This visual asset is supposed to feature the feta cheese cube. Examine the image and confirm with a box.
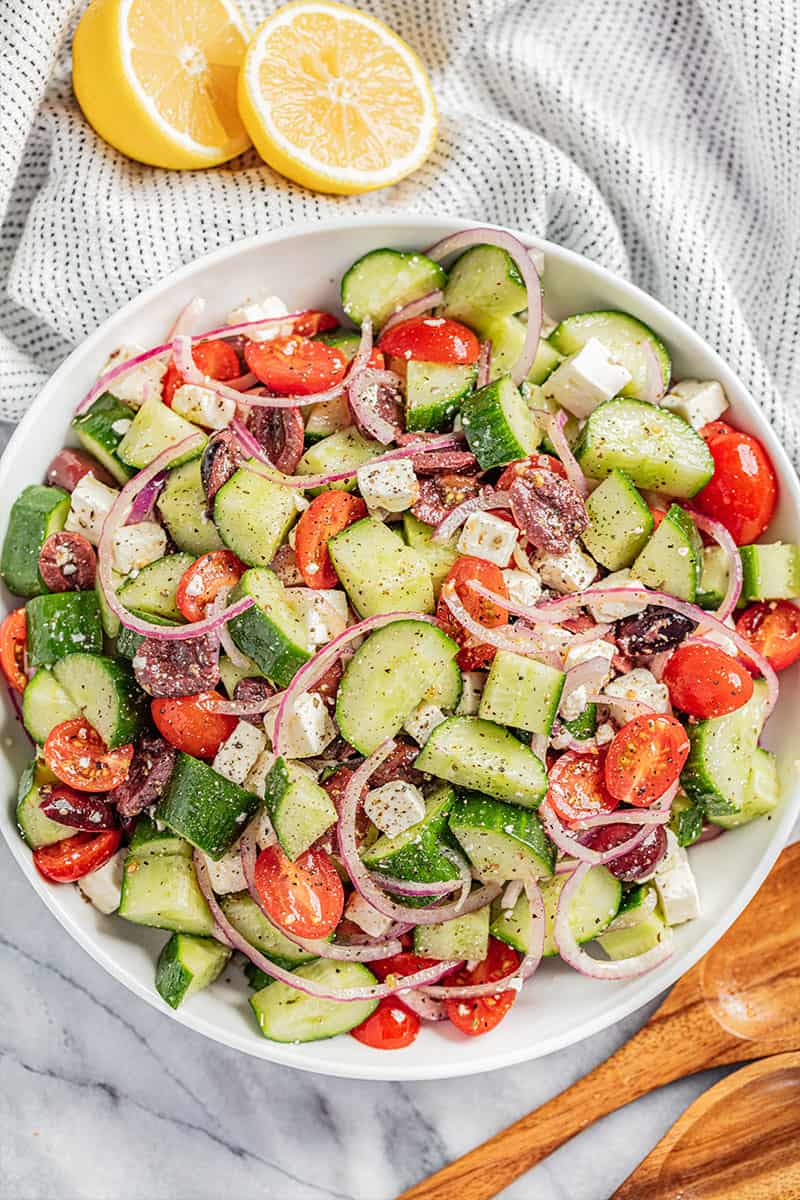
[356,458,419,513]
[226,294,292,341]
[595,721,615,745]
[563,639,617,695]
[404,702,446,746]
[654,831,701,923]
[364,779,426,838]
[662,379,728,430]
[77,848,126,914]
[171,383,235,430]
[200,846,246,895]
[542,337,632,419]
[287,588,348,648]
[344,891,394,938]
[244,750,275,801]
[457,511,518,567]
[65,474,119,545]
[585,570,648,622]
[534,543,597,593]
[263,691,336,758]
[502,567,542,607]
[213,720,268,786]
[560,682,589,722]
[456,671,485,715]
[111,521,167,575]
[699,615,739,658]
[102,343,167,407]
[602,668,671,725]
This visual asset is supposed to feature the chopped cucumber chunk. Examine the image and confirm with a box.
[632,504,701,602]
[415,716,547,807]
[460,375,541,469]
[341,249,446,329]
[250,960,378,1043]
[449,792,554,882]
[328,517,434,618]
[549,310,671,399]
[582,469,653,571]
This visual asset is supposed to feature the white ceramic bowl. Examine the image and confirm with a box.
[2,216,798,1081]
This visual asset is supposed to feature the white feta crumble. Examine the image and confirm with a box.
[560,682,589,722]
[344,891,394,938]
[213,720,268,786]
[455,671,486,715]
[542,337,632,419]
[661,379,728,430]
[65,475,119,544]
[226,294,292,341]
[533,543,597,593]
[171,383,235,430]
[77,849,126,914]
[502,567,542,608]
[563,638,617,687]
[653,831,701,924]
[585,570,648,622]
[102,343,167,407]
[595,721,615,745]
[200,845,246,895]
[286,588,348,649]
[457,510,518,567]
[404,701,446,746]
[602,668,671,725]
[263,691,336,758]
[111,521,167,575]
[356,458,419,513]
[364,780,426,838]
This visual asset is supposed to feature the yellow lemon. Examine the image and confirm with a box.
[72,0,252,169]
[238,0,438,195]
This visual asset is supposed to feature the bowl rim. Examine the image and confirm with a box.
[2,213,798,1082]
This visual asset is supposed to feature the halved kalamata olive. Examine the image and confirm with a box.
[367,738,425,788]
[583,822,668,881]
[201,429,239,511]
[233,677,276,726]
[269,544,304,587]
[40,784,119,830]
[614,606,697,657]
[248,406,305,475]
[108,733,176,817]
[411,473,480,526]
[39,531,97,592]
[411,450,478,474]
[509,472,588,553]
[46,448,115,491]
[308,659,343,713]
[132,635,220,698]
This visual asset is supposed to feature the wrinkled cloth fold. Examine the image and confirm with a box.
[1,0,797,465]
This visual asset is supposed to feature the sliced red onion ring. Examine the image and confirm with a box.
[167,297,207,340]
[272,612,438,757]
[380,289,445,336]
[584,691,656,721]
[554,862,674,979]
[685,508,743,621]
[125,471,166,524]
[539,781,678,867]
[560,656,613,716]
[368,873,462,898]
[422,879,545,999]
[501,880,523,910]
[530,732,547,761]
[537,410,589,498]
[347,364,401,445]
[195,850,460,1001]
[97,436,256,641]
[441,845,472,911]
[204,691,284,717]
[433,490,512,543]
[568,622,613,646]
[397,990,448,1022]
[225,372,260,393]
[337,740,501,925]
[426,228,542,384]
[216,600,251,669]
[441,584,546,658]
[639,343,667,405]
[476,341,491,389]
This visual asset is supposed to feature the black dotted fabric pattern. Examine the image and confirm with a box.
[0,0,797,465]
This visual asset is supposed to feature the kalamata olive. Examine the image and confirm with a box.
[40,784,119,830]
[200,429,239,511]
[583,822,668,881]
[308,659,343,713]
[132,635,220,698]
[411,473,480,526]
[614,605,697,657]
[46,448,115,491]
[411,450,478,474]
[509,472,588,553]
[367,739,425,788]
[269,544,304,587]
[233,677,276,726]
[108,733,176,817]
[38,531,97,592]
[248,406,305,475]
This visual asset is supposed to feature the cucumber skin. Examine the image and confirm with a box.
[341,249,447,329]
[405,361,476,433]
[739,543,800,602]
[118,553,195,622]
[220,892,318,969]
[361,785,460,885]
[71,393,136,485]
[53,653,147,750]
[548,310,671,396]
[156,752,261,860]
[448,791,555,882]
[681,682,769,818]
[582,469,653,571]
[460,375,540,469]
[0,484,70,597]
[228,568,310,689]
[15,759,73,848]
[250,960,379,1043]
[158,460,224,556]
[25,591,103,668]
[129,814,192,858]
[632,504,700,603]
[155,933,230,1009]
[264,757,337,861]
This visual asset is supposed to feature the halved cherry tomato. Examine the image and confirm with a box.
[436,556,509,670]
[350,997,421,1049]
[253,843,344,939]
[369,952,439,982]
[175,550,246,622]
[379,316,480,365]
[736,601,800,672]
[604,714,690,806]
[497,453,567,489]
[162,339,241,406]
[663,643,753,717]
[294,492,367,589]
[244,335,347,396]
[151,691,236,760]
[44,719,134,792]
[546,749,618,828]
[445,939,520,1037]
[0,608,27,693]
[33,829,122,883]
[701,419,735,443]
[695,427,778,544]
[649,506,666,531]
[293,310,339,337]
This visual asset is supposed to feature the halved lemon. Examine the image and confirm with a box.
[238,0,438,195]
[72,0,252,169]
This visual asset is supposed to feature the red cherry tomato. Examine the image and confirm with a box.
[695,428,778,544]
[496,453,567,490]
[294,492,367,589]
[244,335,347,396]
[736,601,800,672]
[0,608,27,693]
[293,310,339,337]
[663,643,754,717]
[436,556,509,670]
[369,952,439,982]
[44,719,134,792]
[162,339,241,406]
[33,829,122,883]
[701,420,735,442]
[175,550,246,622]
[546,750,618,828]
[253,843,344,939]
[151,691,236,760]
[379,316,481,365]
[604,714,690,806]
[649,506,666,531]
[350,997,421,1049]
[445,939,521,1037]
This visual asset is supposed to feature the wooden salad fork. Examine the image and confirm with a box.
[397,841,800,1200]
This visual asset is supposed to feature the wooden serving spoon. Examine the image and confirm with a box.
[611,1051,800,1199]
[398,840,800,1200]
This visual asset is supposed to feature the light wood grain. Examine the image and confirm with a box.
[397,842,800,1200]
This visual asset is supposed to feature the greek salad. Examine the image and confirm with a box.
[2,228,797,1051]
